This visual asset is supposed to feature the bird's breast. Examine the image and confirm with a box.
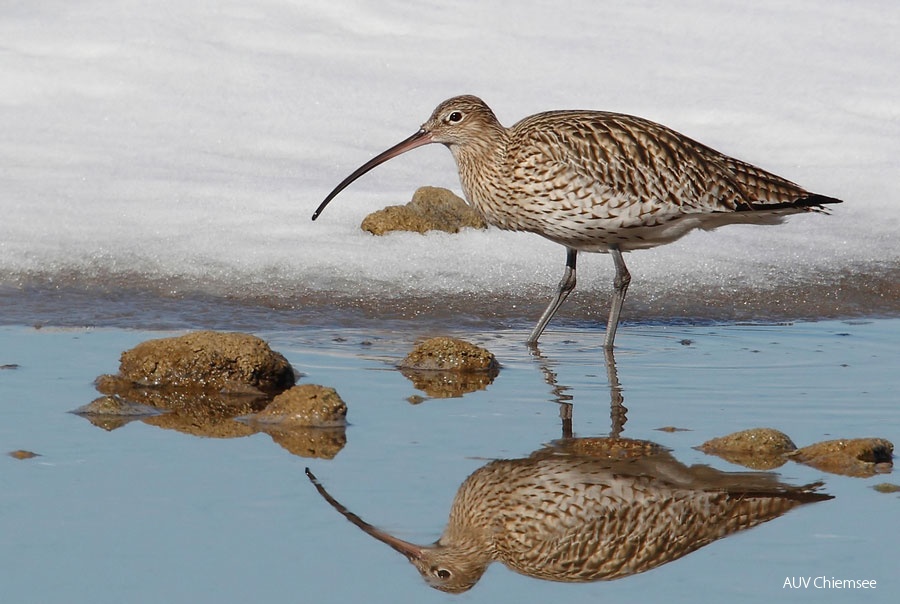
[462,176,691,252]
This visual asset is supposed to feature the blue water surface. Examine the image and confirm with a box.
[1,320,897,603]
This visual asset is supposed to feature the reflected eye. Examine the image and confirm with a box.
[436,568,451,580]
[447,111,463,124]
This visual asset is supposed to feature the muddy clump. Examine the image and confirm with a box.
[112,330,295,393]
[8,450,40,460]
[83,331,296,437]
[361,186,487,235]
[698,428,797,470]
[400,336,498,372]
[788,438,894,477]
[242,385,348,459]
[399,336,499,398]
[698,428,894,477]
[872,483,900,494]
[78,332,351,457]
[247,384,347,428]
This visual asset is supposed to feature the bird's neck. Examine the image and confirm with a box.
[449,126,509,209]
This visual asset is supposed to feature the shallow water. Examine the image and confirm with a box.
[2,319,897,603]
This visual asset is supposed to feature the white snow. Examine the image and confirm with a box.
[1,0,898,312]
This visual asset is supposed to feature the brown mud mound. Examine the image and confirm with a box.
[115,330,295,393]
[698,428,797,470]
[361,186,487,235]
[698,429,894,476]
[788,438,894,477]
[241,385,348,459]
[247,384,347,428]
[399,336,499,398]
[82,331,296,437]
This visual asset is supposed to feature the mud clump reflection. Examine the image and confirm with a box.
[399,336,499,398]
[253,425,347,460]
[72,394,163,431]
[88,379,268,438]
[306,437,831,593]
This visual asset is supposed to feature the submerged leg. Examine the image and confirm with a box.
[527,247,577,345]
[603,245,631,349]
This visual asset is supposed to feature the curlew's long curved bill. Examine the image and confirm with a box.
[305,468,425,561]
[312,129,434,221]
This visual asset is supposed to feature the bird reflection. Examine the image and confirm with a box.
[306,437,831,593]
[529,342,627,438]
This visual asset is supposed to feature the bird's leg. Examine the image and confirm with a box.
[603,246,631,349]
[527,247,577,345]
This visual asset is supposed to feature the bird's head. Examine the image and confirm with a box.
[420,95,500,147]
[311,95,500,220]
[304,468,489,593]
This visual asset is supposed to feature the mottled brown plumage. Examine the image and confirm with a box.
[306,438,831,593]
[313,95,842,347]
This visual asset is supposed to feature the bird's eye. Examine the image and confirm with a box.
[447,111,463,124]
[435,568,451,580]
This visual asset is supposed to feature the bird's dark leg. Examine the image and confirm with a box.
[527,247,577,345]
[603,245,631,349]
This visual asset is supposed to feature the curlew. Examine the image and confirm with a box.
[305,438,831,593]
[313,95,842,347]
